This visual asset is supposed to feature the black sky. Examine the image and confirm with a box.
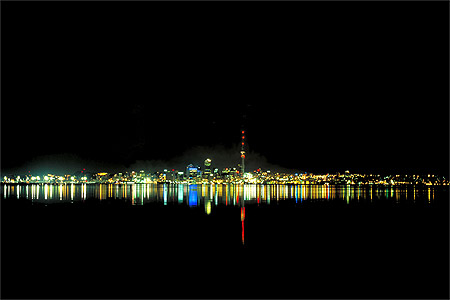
[1,2,449,176]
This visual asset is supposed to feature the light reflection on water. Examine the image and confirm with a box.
[0,183,439,205]
[2,183,444,246]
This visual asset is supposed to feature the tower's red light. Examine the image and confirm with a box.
[242,131,245,134]
[242,221,244,245]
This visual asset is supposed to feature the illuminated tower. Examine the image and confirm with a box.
[204,158,212,177]
[240,130,245,176]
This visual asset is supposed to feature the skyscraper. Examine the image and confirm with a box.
[204,158,212,177]
[186,164,199,179]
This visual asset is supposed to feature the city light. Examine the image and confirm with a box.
[1,168,447,186]
[1,133,447,186]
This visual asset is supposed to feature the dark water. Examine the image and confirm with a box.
[1,183,442,205]
[2,184,448,299]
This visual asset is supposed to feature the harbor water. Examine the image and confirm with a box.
[2,183,448,298]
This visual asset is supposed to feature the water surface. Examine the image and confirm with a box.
[1,183,440,206]
[2,183,448,299]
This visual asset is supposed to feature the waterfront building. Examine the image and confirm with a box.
[186,164,199,179]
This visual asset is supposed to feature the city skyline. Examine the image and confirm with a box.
[3,158,447,186]
[2,4,449,177]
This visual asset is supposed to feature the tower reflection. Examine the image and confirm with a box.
[2,183,441,245]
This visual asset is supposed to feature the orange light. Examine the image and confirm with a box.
[242,131,245,134]
[242,136,245,139]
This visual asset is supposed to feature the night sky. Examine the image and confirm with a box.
[2,2,449,176]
